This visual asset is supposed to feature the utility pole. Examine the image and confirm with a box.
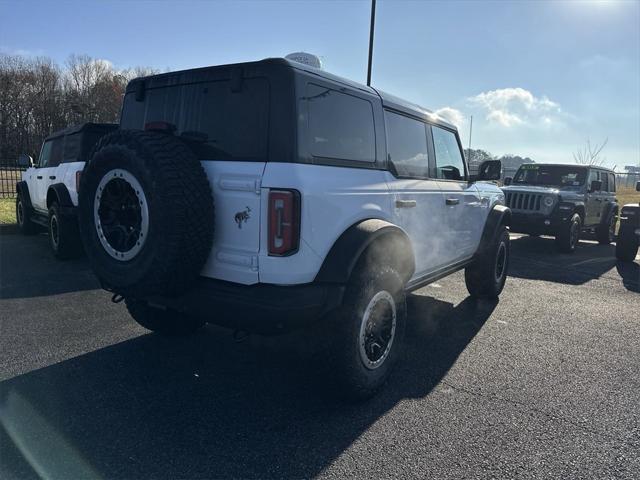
[367,0,376,86]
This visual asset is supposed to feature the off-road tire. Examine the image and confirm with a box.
[556,213,582,253]
[465,226,509,299]
[48,202,82,259]
[325,259,407,401]
[596,210,616,245]
[125,298,206,336]
[616,226,638,262]
[16,193,38,234]
[78,130,214,298]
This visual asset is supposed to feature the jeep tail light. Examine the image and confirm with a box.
[268,189,300,256]
[76,171,82,192]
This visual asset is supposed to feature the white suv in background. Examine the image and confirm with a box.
[16,123,117,258]
[77,59,510,399]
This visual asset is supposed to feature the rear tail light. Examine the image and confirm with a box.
[76,171,82,192]
[268,189,300,256]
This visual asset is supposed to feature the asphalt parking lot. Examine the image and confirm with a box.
[1,231,639,479]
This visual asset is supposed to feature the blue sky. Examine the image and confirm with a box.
[1,0,638,167]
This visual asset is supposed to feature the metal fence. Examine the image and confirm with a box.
[616,173,640,189]
[0,160,26,198]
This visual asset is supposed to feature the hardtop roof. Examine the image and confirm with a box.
[127,57,457,131]
[520,163,614,173]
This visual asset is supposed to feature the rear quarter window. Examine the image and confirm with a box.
[306,84,375,163]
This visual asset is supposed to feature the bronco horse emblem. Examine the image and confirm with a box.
[234,206,251,229]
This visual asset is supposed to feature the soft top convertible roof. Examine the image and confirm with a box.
[45,123,118,141]
[126,58,457,132]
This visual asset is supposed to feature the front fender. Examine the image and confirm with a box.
[16,181,34,210]
[476,205,511,256]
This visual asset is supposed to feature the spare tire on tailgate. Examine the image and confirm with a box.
[78,130,214,298]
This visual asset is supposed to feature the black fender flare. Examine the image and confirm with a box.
[572,202,586,219]
[47,183,76,216]
[601,201,618,224]
[476,204,511,256]
[16,181,34,210]
[315,219,415,284]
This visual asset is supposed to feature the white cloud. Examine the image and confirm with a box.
[469,87,562,128]
[433,107,465,129]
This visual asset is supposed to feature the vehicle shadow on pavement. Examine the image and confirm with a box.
[0,295,496,479]
[508,235,618,286]
[0,233,95,299]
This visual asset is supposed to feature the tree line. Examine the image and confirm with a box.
[0,53,156,162]
[465,148,535,173]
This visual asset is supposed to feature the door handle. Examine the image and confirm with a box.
[36,176,43,179]
[395,200,417,209]
[445,198,460,206]
[49,176,56,180]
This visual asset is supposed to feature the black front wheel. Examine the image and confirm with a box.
[596,211,616,245]
[556,214,582,253]
[16,193,38,234]
[465,226,510,299]
[48,202,82,260]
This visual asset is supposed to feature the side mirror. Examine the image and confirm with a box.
[589,179,602,193]
[17,154,33,168]
[474,160,502,182]
[636,181,640,192]
[504,177,513,186]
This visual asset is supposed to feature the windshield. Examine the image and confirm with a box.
[513,165,587,188]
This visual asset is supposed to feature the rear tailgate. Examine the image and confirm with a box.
[200,161,266,285]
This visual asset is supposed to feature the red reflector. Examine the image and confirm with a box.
[268,190,300,256]
[144,121,176,132]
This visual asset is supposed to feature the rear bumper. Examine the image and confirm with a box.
[146,278,345,334]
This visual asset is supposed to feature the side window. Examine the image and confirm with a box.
[599,171,609,192]
[307,83,375,162]
[64,133,81,162]
[588,169,599,190]
[432,126,466,181]
[48,137,64,168]
[609,173,616,192]
[384,111,429,178]
[38,141,53,168]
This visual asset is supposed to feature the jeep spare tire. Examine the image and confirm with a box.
[78,130,214,298]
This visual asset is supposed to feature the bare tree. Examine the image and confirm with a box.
[573,138,608,166]
[0,52,156,160]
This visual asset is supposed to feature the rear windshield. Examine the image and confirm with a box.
[513,164,587,188]
[120,78,269,161]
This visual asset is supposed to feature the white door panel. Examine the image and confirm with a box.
[436,181,483,260]
[385,173,450,276]
[199,161,266,285]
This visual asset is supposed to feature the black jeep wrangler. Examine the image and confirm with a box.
[502,164,618,253]
[616,181,640,262]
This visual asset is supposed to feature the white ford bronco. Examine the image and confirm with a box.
[16,123,117,258]
[77,58,510,398]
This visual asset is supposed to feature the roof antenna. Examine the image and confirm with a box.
[367,0,376,86]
